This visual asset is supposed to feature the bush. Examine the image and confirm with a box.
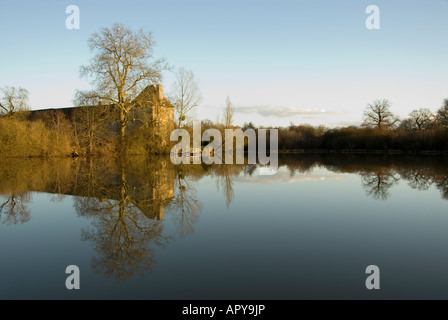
[0,118,73,157]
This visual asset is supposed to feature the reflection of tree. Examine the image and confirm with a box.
[167,170,202,237]
[284,155,318,177]
[396,164,448,200]
[80,200,167,282]
[279,154,448,202]
[433,175,448,200]
[215,165,237,208]
[360,169,400,200]
[75,162,171,282]
[399,168,433,191]
[243,164,257,176]
[0,192,31,225]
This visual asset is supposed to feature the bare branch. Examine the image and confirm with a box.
[0,86,30,117]
[169,67,202,128]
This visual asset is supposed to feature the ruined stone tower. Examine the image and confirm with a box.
[133,84,174,146]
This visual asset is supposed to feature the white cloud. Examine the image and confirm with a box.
[326,120,362,128]
[236,170,347,184]
[235,105,346,118]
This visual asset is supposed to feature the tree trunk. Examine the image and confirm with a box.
[120,110,126,154]
[88,134,93,155]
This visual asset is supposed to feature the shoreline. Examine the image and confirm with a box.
[277,149,448,155]
[1,149,448,159]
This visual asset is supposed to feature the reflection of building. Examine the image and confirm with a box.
[20,158,175,221]
[128,159,175,220]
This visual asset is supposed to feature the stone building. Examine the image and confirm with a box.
[130,84,174,146]
[30,84,174,148]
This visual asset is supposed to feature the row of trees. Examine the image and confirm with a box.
[362,98,448,131]
[238,98,448,152]
[2,89,447,156]
[177,98,448,152]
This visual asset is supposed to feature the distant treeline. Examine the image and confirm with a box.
[197,98,448,153]
[242,98,448,153]
[1,97,448,157]
[275,124,448,152]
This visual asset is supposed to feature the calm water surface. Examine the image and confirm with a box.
[1,154,448,299]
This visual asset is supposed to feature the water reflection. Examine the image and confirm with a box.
[166,166,202,237]
[214,165,241,208]
[278,154,448,201]
[74,158,173,281]
[360,169,400,200]
[1,154,448,282]
[1,155,448,220]
[0,191,30,225]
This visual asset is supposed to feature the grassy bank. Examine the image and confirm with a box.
[0,118,73,157]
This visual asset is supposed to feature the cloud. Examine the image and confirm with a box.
[326,120,362,128]
[235,169,347,184]
[234,105,346,118]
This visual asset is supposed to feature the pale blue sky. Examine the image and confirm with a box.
[0,0,447,127]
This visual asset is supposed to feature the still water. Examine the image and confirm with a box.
[0,154,448,299]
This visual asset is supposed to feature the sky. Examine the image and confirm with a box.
[0,0,447,127]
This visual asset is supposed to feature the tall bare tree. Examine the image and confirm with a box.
[169,67,202,127]
[436,98,448,128]
[73,91,112,155]
[223,96,235,128]
[362,99,399,129]
[0,86,30,117]
[79,23,168,152]
[408,108,434,131]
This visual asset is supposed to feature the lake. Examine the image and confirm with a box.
[1,154,448,299]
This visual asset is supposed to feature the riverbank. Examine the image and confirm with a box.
[278,149,448,155]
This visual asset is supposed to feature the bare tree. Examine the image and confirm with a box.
[75,160,171,281]
[362,99,399,129]
[0,192,31,225]
[399,118,414,132]
[73,91,112,155]
[436,98,448,128]
[79,23,168,152]
[169,67,202,128]
[0,86,30,117]
[44,109,75,152]
[42,109,71,135]
[407,108,434,131]
[223,96,235,128]
[399,167,433,191]
[360,168,400,200]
